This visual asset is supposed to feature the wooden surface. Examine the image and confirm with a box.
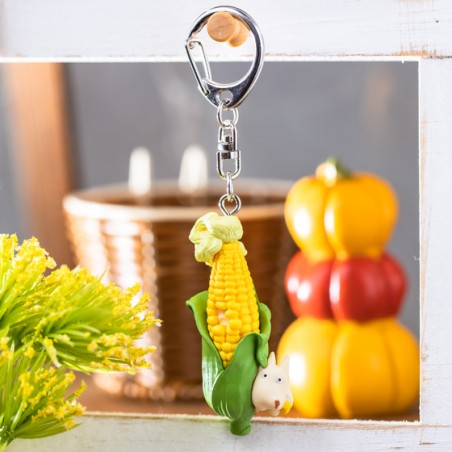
[4,63,74,265]
[78,376,213,416]
[419,58,452,425]
[206,12,250,47]
[77,375,418,421]
[0,0,451,61]
[9,415,448,452]
[6,374,419,451]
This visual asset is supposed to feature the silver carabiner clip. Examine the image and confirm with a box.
[185,6,265,110]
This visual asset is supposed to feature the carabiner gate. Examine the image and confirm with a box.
[185,6,265,110]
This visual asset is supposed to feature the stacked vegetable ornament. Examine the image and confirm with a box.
[277,158,419,419]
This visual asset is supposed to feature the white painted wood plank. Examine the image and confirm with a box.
[0,0,451,61]
[419,59,452,425]
[6,415,452,451]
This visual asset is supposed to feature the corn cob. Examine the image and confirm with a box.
[189,212,260,367]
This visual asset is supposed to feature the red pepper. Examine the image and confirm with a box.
[285,252,406,322]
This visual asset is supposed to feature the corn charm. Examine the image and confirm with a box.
[189,212,260,367]
[187,211,292,434]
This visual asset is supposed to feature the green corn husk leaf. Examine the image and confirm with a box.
[186,291,271,435]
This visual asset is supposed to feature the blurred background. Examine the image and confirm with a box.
[0,62,419,412]
[0,61,418,412]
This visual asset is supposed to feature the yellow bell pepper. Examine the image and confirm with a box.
[277,316,419,418]
[284,158,398,262]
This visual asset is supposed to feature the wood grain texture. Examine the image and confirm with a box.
[0,0,450,60]
[4,63,74,265]
[7,414,452,451]
[419,59,452,425]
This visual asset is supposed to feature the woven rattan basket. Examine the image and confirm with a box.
[63,180,295,401]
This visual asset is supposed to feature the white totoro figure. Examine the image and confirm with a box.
[251,352,293,416]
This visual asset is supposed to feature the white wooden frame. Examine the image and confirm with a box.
[4,0,452,450]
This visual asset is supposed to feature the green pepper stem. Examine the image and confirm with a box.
[326,157,352,179]
[316,157,352,186]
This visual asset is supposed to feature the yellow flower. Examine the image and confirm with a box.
[24,346,35,359]
[63,419,75,430]
[0,234,159,448]
[18,373,34,400]
[87,340,98,352]
[0,338,13,362]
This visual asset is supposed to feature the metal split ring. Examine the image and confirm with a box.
[219,193,242,216]
[217,100,239,128]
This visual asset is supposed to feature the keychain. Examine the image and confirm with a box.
[185,6,293,435]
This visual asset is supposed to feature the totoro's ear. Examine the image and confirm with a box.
[267,351,276,366]
[280,355,290,373]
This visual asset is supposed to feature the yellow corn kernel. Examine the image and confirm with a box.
[207,315,219,326]
[211,324,226,336]
[228,318,242,331]
[225,310,239,319]
[226,334,240,344]
[221,343,233,353]
[237,294,248,303]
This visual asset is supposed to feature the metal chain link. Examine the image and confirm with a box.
[216,99,239,128]
[216,99,242,216]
